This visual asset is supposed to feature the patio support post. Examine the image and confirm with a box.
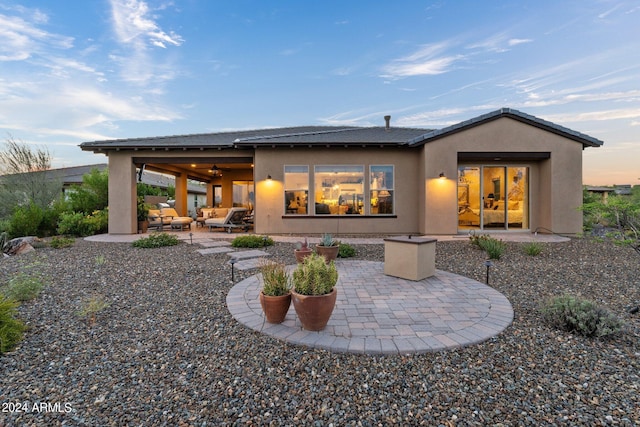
[175,173,188,216]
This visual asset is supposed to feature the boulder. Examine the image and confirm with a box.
[3,236,39,256]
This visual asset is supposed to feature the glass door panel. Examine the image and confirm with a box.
[483,167,506,229]
[457,167,481,230]
[506,167,528,229]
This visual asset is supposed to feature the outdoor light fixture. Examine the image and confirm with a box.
[209,165,220,175]
[230,258,237,282]
[439,172,446,178]
[484,260,493,285]
[267,174,272,180]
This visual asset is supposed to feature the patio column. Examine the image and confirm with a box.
[175,173,188,216]
[108,153,136,234]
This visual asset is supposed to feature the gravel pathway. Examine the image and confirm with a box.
[0,237,638,426]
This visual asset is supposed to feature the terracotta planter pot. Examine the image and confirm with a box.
[137,220,149,234]
[259,292,292,324]
[294,248,313,263]
[315,245,339,263]
[291,288,337,331]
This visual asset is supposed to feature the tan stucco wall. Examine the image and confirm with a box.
[108,152,137,234]
[253,147,421,235]
[421,117,585,235]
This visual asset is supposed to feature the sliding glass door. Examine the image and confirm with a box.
[458,166,528,231]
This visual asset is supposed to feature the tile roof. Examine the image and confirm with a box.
[407,108,604,148]
[79,108,603,151]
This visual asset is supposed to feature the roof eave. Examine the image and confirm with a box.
[408,108,604,148]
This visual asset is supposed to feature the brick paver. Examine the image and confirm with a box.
[227,260,514,355]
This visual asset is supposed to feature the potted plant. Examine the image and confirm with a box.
[315,233,339,263]
[291,252,338,331]
[258,259,292,324]
[294,237,313,263]
[137,197,151,233]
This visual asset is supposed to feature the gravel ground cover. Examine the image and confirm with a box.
[0,237,638,426]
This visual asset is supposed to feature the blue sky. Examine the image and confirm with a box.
[1,0,638,185]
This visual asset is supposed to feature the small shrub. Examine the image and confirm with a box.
[8,203,44,238]
[77,294,110,326]
[0,295,26,354]
[56,209,108,237]
[541,294,623,337]
[132,232,179,248]
[523,241,543,256]
[231,235,274,248]
[2,272,45,302]
[471,234,506,259]
[259,258,291,296]
[338,242,356,258]
[49,236,75,249]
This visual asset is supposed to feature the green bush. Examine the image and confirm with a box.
[0,295,26,354]
[541,294,624,338]
[132,232,179,248]
[7,203,44,238]
[49,236,75,249]
[338,242,356,258]
[57,209,108,237]
[470,234,506,259]
[1,272,45,302]
[292,252,338,296]
[522,241,543,256]
[231,235,274,248]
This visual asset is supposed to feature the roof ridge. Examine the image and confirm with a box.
[232,127,360,142]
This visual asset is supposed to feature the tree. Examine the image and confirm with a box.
[0,136,62,218]
[66,168,109,214]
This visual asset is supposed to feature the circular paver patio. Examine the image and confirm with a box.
[227,260,514,355]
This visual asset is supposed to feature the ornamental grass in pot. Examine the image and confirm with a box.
[258,259,291,324]
[315,233,339,263]
[291,252,338,331]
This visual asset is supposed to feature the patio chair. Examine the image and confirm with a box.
[205,207,249,233]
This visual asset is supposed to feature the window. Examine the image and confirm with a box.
[370,165,394,214]
[284,165,309,215]
[232,181,254,209]
[314,165,364,215]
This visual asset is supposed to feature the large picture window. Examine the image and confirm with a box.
[370,165,394,215]
[284,165,309,215]
[314,165,364,215]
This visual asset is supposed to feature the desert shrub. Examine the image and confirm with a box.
[338,242,356,258]
[76,294,110,326]
[522,241,543,256]
[132,232,179,248]
[471,234,506,259]
[1,272,45,302]
[49,236,75,249]
[541,294,623,338]
[7,203,44,238]
[57,209,108,237]
[0,295,26,354]
[231,235,274,248]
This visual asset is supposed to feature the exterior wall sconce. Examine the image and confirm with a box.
[439,172,446,179]
[267,174,272,180]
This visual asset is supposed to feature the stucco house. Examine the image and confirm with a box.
[80,108,602,236]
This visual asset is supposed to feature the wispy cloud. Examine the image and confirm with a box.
[0,10,73,61]
[110,0,183,48]
[380,41,463,79]
[109,0,184,85]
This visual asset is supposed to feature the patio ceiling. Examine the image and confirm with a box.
[133,156,254,182]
